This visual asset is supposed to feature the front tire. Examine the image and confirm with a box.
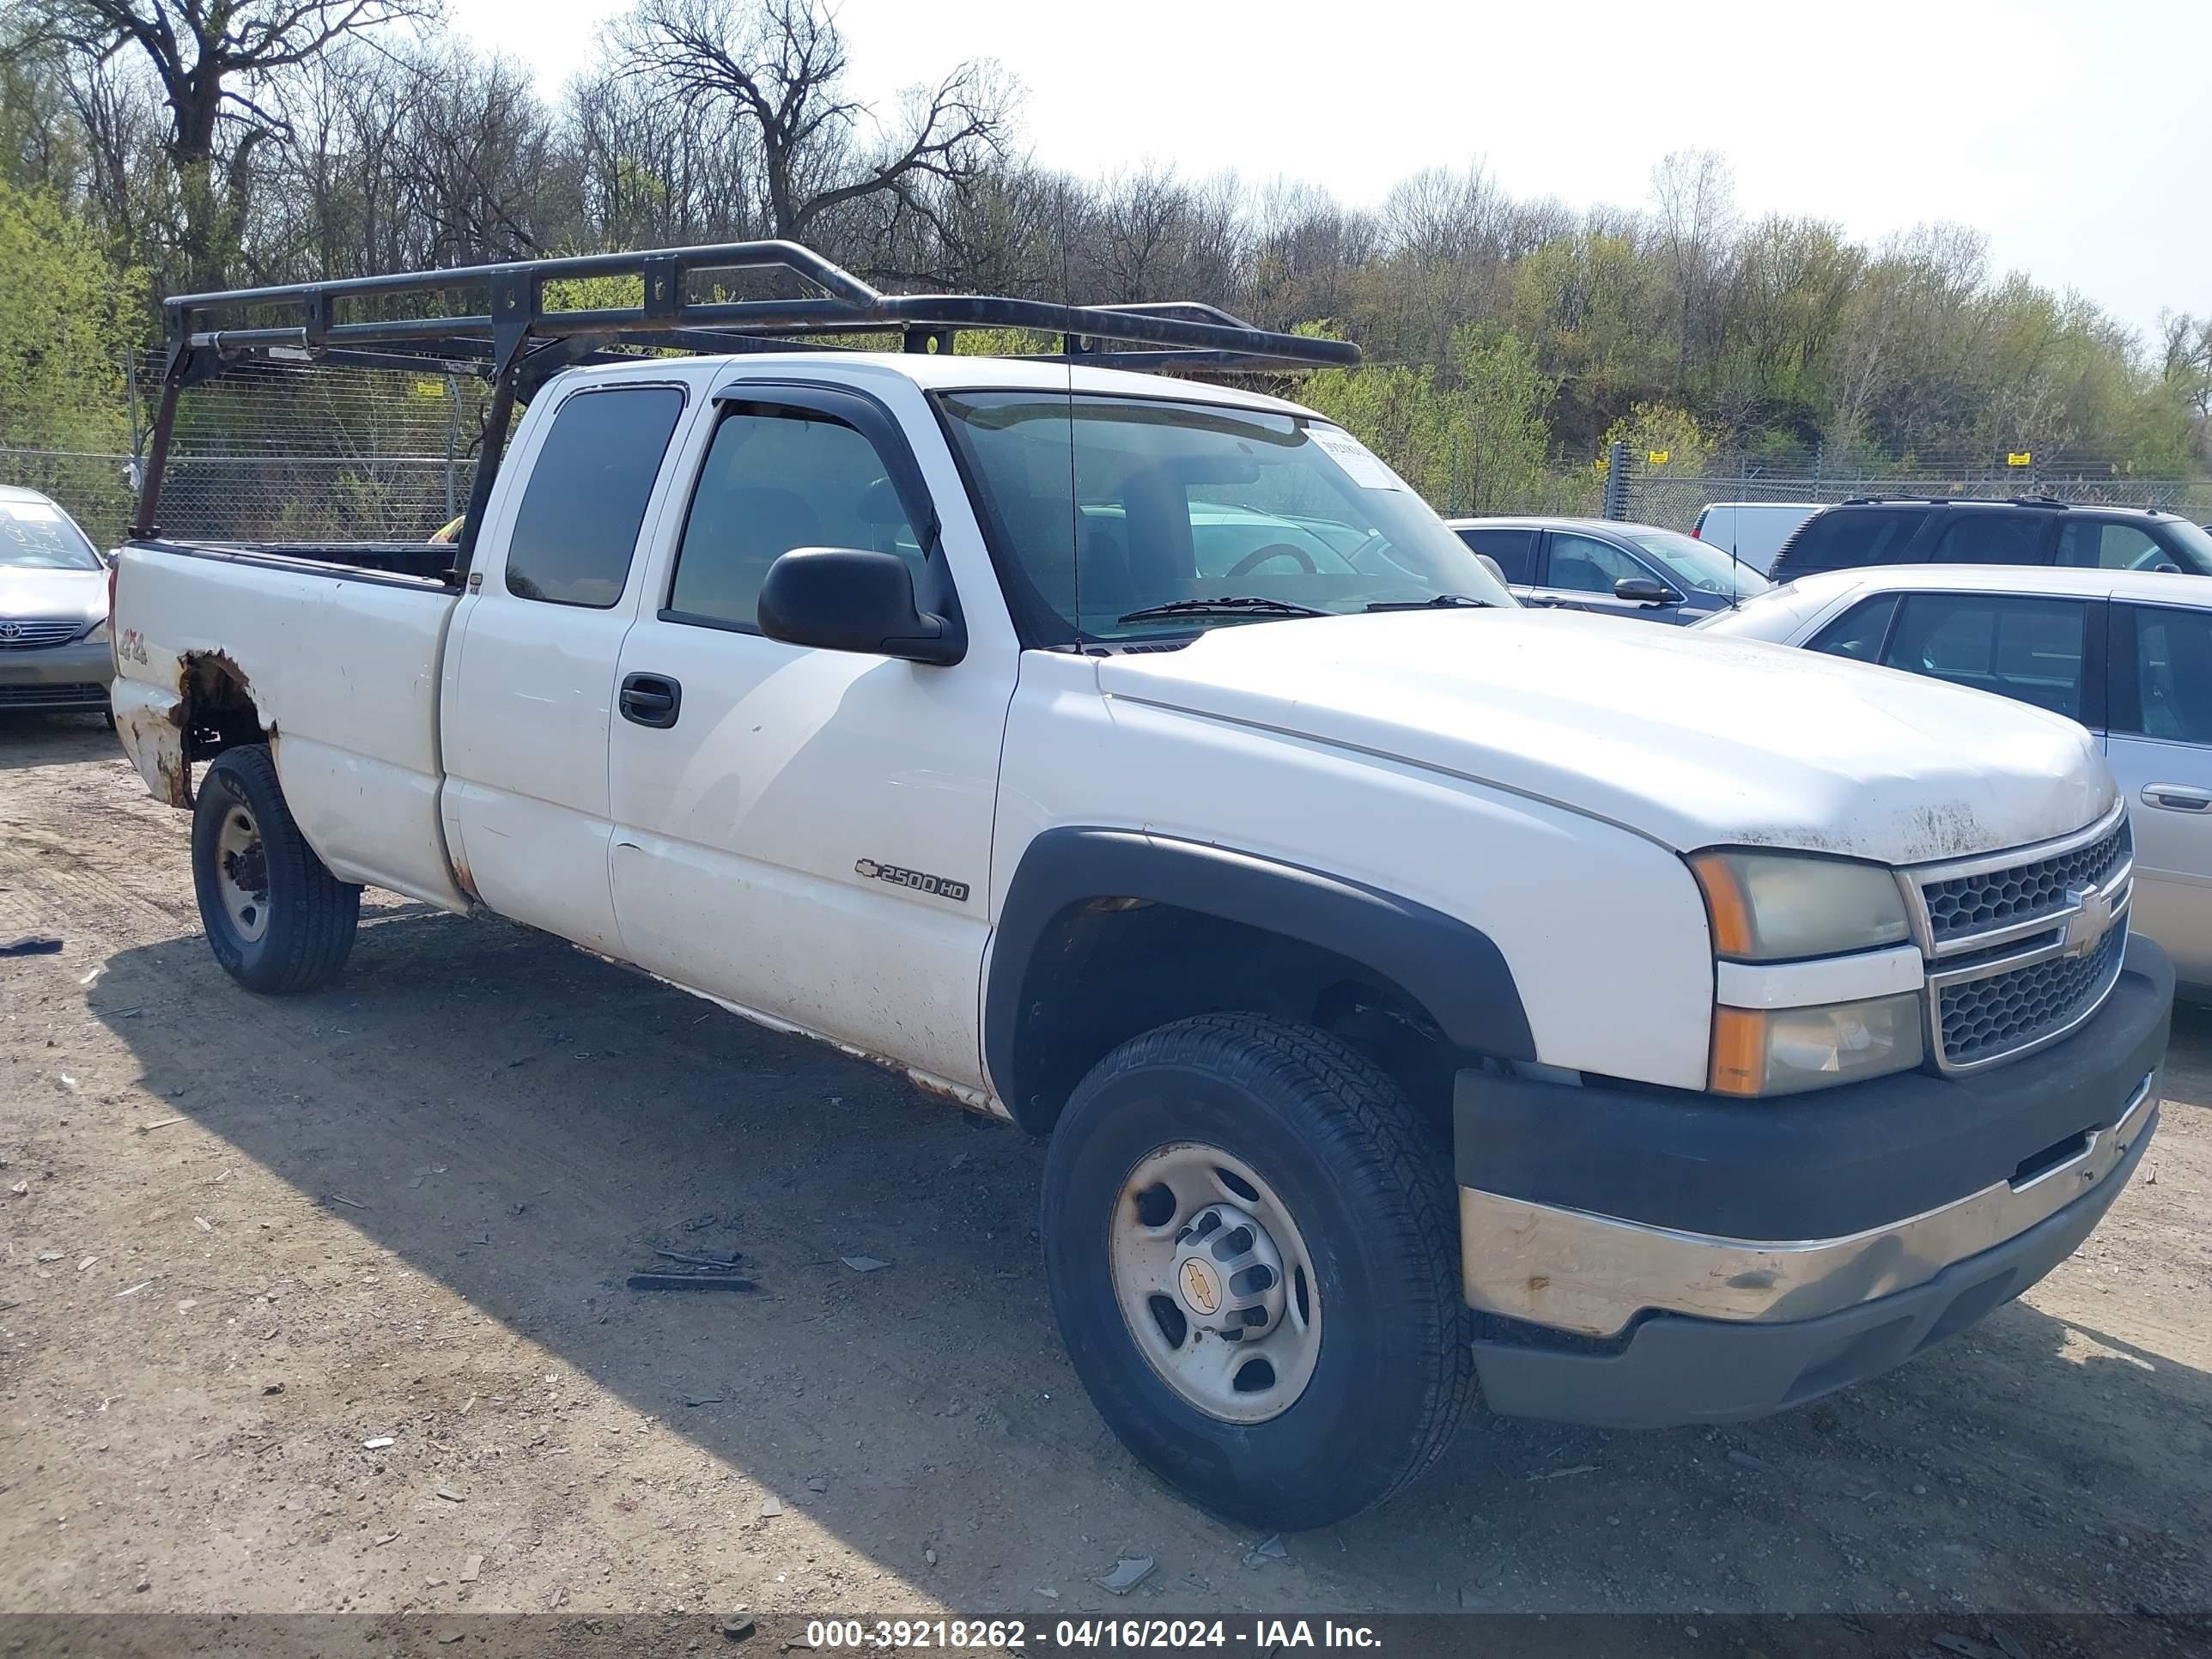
[1041,1014,1475,1530]
[191,744,361,994]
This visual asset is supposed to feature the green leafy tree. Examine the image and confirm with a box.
[0,178,140,449]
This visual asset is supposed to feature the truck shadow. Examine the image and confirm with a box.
[81,908,2212,1613]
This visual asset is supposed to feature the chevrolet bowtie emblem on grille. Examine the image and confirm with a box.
[2061,884,2117,959]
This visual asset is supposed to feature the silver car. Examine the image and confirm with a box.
[0,484,113,717]
[1700,562,2212,998]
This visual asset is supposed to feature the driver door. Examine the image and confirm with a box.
[605,386,1016,1091]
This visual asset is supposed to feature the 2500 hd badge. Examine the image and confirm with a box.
[854,858,971,903]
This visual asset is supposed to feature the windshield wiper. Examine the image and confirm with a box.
[1364,592,1492,611]
[1117,596,1330,625]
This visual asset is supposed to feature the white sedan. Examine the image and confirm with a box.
[1701,564,2212,996]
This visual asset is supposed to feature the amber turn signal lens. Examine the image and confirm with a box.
[1691,853,1757,958]
[1710,1006,1768,1095]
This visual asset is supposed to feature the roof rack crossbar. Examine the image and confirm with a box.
[163,240,1357,371]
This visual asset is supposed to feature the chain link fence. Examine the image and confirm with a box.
[0,351,488,549]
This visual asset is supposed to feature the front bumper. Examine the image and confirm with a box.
[1455,934,2172,1427]
[0,638,112,709]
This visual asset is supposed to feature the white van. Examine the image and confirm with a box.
[1692,501,1823,574]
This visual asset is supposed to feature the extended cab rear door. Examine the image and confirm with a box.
[439,378,695,952]
[604,376,1017,1092]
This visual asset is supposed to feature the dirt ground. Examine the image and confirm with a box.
[3,712,2209,1625]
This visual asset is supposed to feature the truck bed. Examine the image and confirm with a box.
[109,538,471,913]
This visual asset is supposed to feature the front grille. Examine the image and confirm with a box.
[1937,924,2125,1068]
[0,682,107,707]
[1922,818,2130,947]
[0,620,86,649]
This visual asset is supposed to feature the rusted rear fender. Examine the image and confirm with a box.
[112,678,192,808]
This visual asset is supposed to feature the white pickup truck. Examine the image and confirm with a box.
[109,246,2172,1529]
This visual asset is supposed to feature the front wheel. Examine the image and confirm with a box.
[191,744,361,994]
[1041,1014,1475,1529]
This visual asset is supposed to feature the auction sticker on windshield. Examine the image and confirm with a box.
[1309,427,1403,490]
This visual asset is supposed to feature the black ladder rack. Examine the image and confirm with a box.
[134,240,1360,550]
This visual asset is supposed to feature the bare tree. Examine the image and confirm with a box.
[564,62,762,251]
[15,0,437,287]
[396,41,552,265]
[1648,148,1738,381]
[611,0,1012,267]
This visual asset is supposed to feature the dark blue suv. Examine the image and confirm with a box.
[1447,516,1768,625]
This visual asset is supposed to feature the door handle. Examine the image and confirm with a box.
[619,672,682,729]
[2141,783,2212,812]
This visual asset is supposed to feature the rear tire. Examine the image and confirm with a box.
[191,744,361,994]
[1041,1014,1475,1530]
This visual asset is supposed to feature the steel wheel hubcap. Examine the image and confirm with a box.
[216,806,270,943]
[1109,1143,1321,1424]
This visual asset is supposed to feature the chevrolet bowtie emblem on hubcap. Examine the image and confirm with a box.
[1178,1258,1222,1317]
[2061,884,2116,959]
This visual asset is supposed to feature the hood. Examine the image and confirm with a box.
[0,563,106,628]
[1097,608,2115,865]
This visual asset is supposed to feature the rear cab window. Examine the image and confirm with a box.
[503,386,688,607]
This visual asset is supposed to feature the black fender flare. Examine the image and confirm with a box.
[984,827,1535,1122]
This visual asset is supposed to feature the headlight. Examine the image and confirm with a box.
[85,619,110,644]
[1690,850,1911,962]
[1711,994,1924,1096]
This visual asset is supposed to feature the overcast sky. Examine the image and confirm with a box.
[449,0,2204,349]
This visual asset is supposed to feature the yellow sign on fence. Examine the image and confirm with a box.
[1647,449,1671,465]
[2007,452,2033,467]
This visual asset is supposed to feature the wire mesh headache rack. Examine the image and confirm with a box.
[134,240,1364,569]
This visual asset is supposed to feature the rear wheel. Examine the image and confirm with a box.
[191,744,361,994]
[1041,1014,1475,1529]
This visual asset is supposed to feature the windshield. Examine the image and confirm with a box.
[936,392,1514,643]
[1627,528,1769,598]
[2160,518,2212,574]
[0,496,100,570]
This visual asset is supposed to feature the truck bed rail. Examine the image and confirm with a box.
[130,538,459,587]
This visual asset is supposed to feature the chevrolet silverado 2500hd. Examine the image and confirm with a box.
[107,246,2171,1529]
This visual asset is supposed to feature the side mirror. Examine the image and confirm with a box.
[757,547,965,666]
[1614,575,1681,605]
[1472,553,1508,585]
